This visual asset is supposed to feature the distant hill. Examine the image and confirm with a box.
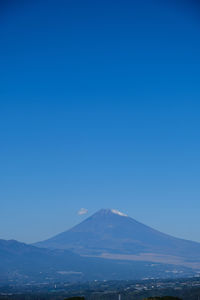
[35,209,200,268]
[0,239,83,282]
[0,239,194,284]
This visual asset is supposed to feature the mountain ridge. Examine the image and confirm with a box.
[1,238,193,283]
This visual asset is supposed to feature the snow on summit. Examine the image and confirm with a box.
[111,209,128,217]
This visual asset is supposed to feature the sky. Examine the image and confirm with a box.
[0,0,200,244]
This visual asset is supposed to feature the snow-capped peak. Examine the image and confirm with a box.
[111,209,128,217]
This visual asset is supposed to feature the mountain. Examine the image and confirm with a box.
[0,239,84,283]
[35,209,200,268]
[0,239,192,284]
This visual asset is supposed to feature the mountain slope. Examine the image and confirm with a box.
[35,209,200,267]
[0,239,193,283]
[0,239,84,282]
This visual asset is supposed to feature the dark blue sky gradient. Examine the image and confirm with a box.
[1,0,200,243]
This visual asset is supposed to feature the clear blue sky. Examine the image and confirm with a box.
[1,0,200,243]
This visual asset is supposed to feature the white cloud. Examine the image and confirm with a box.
[78,208,88,215]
